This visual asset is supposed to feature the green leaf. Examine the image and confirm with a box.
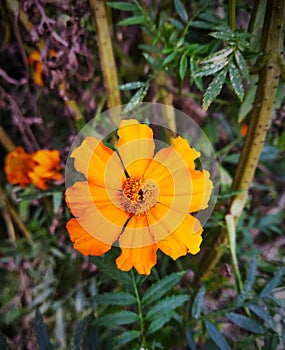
[200,48,234,65]
[202,68,227,111]
[107,2,138,11]
[118,81,146,90]
[234,50,249,80]
[117,16,145,26]
[226,312,264,334]
[168,17,184,30]
[139,44,161,53]
[0,333,11,350]
[146,295,188,320]
[185,327,196,350]
[35,309,54,350]
[179,54,188,80]
[204,321,231,350]
[163,51,179,66]
[229,61,244,101]
[71,313,92,350]
[142,271,185,306]
[115,330,140,345]
[123,85,149,114]
[95,310,139,327]
[93,292,136,306]
[147,311,175,334]
[247,304,274,326]
[191,285,206,319]
[196,59,229,77]
[91,249,132,285]
[174,0,188,22]
[260,267,285,298]
[237,254,257,303]
[190,57,203,90]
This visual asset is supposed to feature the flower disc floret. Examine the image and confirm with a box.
[120,177,159,215]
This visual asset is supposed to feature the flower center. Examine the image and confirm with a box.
[120,177,159,215]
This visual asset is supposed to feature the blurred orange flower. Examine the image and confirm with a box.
[5,147,62,189]
[28,50,57,86]
[65,119,213,275]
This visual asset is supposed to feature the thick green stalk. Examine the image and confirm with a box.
[228,0,236,31]
[196,0,285,281]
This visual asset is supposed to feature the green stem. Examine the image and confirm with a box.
[131,269,147,348]
[228,0,236,31]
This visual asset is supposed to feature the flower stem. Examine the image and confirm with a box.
[131,269,147,348]
[228,0,236,31]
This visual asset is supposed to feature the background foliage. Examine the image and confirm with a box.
[0,0,285,349]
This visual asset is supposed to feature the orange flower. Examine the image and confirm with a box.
[28,51,44,86]
[28,50,57,86]
[4,147,62,190]
[65,119,213,275]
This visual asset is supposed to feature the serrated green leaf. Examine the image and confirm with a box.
[147,311,175,334]
[260,267,285,298]
[93,292,136,306]
[237,254,257,303]
[234,50,249,80]
[191,285,206,319]
[196,59,229,77]
[179,54,188,80]
[118,81,146,90]
[226,312,265,334]
[117,16,145,26]
[204,321,231,350]
[95,310,139,327]
[142,271,185,306]
[174,0,188,22]
[210,26,233,41]
[35,309,54,350]
[146,294,188,320]
[123,85,149,113]
[200,48,234,65]
[229,61,244,101]
[107,2,138,11]
[0,333,12,350]
[163,51,179,66]
[203,69,227,111]
[185,327,196,350]
[115,330,140,345]
[71,313,92,350]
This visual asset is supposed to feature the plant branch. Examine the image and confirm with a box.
[228,0,236,31]
[89,0,121,124]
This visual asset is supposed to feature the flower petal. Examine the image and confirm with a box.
[189,170,213,212]
[156,214,203,260]
[173,136,200,170]
[65,181,129,245]
[117,119,155,177]
[67,218,111,255]
[71,137,122,188]
[117,216,157,274]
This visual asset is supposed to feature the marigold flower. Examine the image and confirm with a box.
[4,147,62,189]
[65,119,213,275]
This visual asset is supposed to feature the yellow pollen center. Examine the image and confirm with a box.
[120,177,159,215]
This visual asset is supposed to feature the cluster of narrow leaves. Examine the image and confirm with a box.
[1,251,284,349]
[196,26,250,111]
[108,1,252,112]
